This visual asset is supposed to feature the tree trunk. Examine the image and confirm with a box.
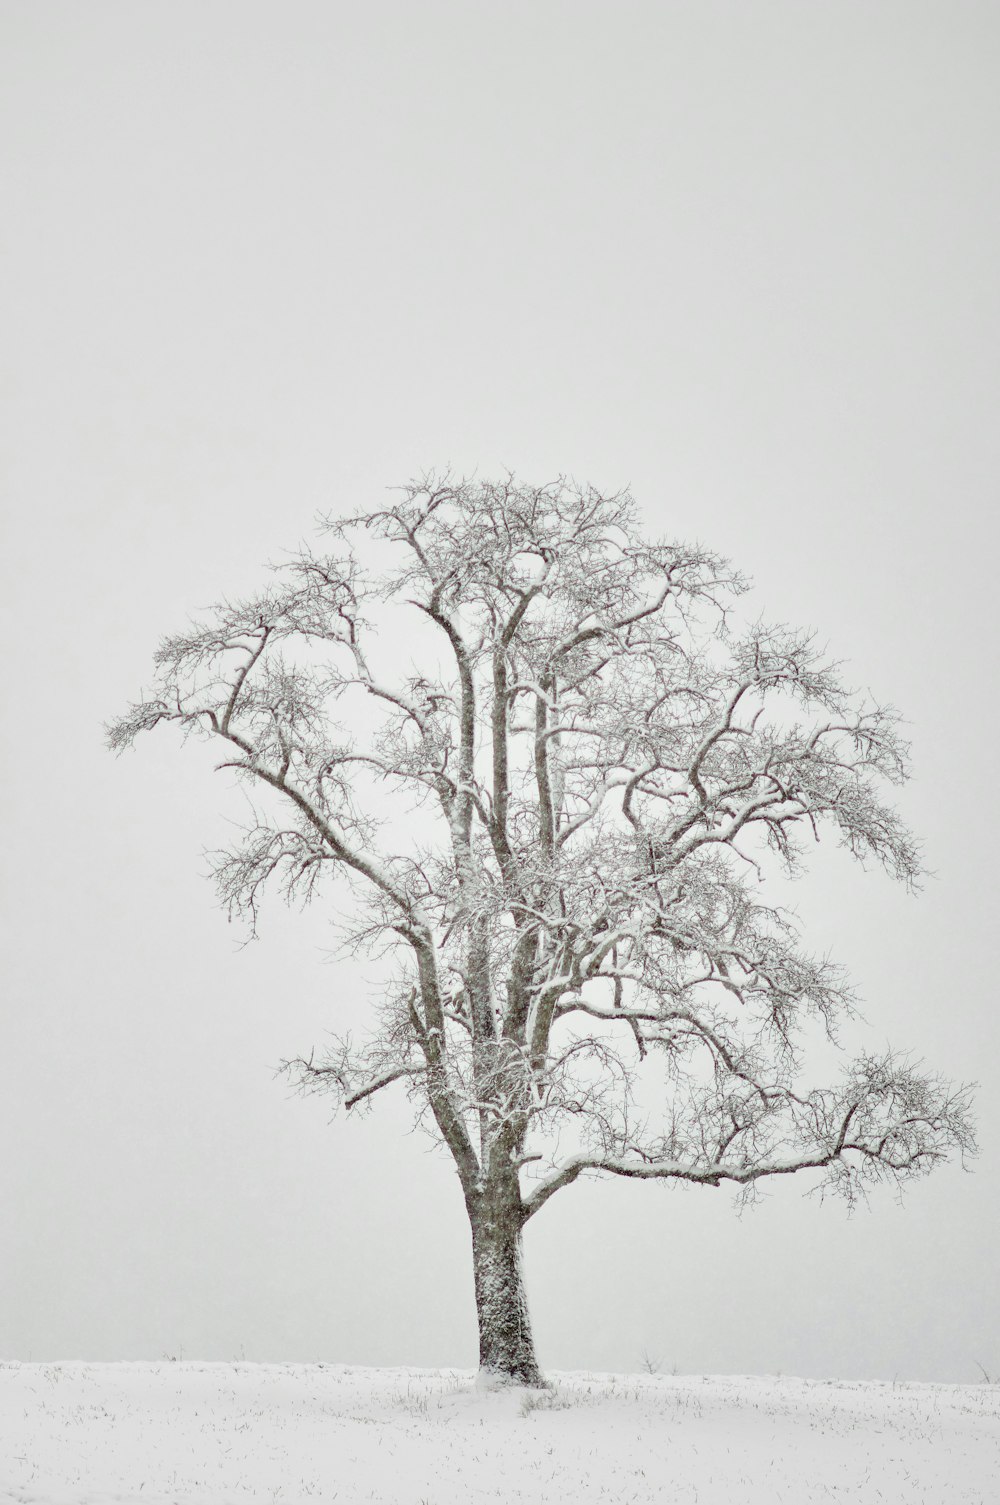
[470,1186,545,1386]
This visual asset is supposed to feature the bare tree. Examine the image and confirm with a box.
[108,475,975,1386]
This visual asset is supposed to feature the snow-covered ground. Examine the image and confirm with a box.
[1,1361,996,1504]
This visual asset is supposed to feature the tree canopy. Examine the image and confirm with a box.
[109,474,975,1382]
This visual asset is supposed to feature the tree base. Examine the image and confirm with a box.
[475,1363,550,1391]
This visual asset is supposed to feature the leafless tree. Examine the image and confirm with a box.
[108,475,975,1386]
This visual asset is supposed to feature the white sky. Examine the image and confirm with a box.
[2,0,998,1381]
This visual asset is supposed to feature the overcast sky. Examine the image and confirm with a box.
[2,1,998,1382]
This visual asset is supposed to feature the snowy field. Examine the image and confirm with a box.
[1,1362,997,1504]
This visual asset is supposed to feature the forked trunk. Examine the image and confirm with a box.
[470,1188,545,1386]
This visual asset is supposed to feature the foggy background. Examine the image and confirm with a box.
[2,1,997,1382]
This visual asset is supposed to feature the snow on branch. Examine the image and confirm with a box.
[521,1053,976,1221]
[111,472,975,1223]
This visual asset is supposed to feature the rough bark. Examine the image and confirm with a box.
[469,1178,544,1386]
